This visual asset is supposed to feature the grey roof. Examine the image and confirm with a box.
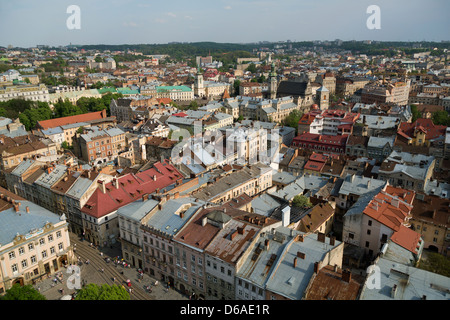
[339,175,387,196]
[11,159,36,177]
[61,122,89,130]
[117,198,159,222]
[41,127,64,135]
[34,164,67,188]
[269,174,328,201]
[272,171,297,185]
[236,226,341,300]
[0,200,64,246]
[265,230,341,300]
[251,193,282,216]
[145,197,206,237]
[360,257,450,300]
[66,176,95,199]
[368,136,395,148]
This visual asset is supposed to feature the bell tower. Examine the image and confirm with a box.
[269,62,277,99]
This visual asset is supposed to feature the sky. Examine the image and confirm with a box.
[0,0,449,48]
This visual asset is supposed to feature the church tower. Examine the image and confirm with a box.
[194,66,205,98]
[269,62,277,99]
[316,86,329,110]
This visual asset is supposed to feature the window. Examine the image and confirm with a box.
[31,255,37,264]
[50,247,55,255]
[56,231,61,238]
[9,251,15,260]
[21,259,28,268]
[19,247,25,255]
[349,233,354,239]
[367,229,371,235]
[12,264,18,273]
[42,250,47,259]
[365,241,370,248]
[48,234,53,242]
[368,220,372,226]
[58,243,63,251]
[39,238,45,246]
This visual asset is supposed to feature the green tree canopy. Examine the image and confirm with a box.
[75,283,130,300]
[410,104,420,122]
[292,195,313,208]
[432,110,450,126]
[1,284,46,300]
[283,109,303,131]
[418,252,450,277]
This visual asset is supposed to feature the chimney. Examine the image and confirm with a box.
[99,180,106,194]
[153,175,157,181]
[297,251,305,259]
[264,239,270,250]
[293,257,298,268]
[230,230,237,240]
[26,206,30,213]
[237,226,244,235]
[14,204,20,212]
[174,192,180,199]
[330,236,336,246]
[342,269,352,283]
[314,261,321,273]
[202,216,208,227]
[333,264,338,272]
[179,211,184,219]
[282,206,290,227]
[317,232,326,243]
[142,194,149,201]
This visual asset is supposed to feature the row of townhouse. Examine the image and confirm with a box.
[118,192,344,300]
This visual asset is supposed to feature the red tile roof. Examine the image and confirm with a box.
[390,225,422,254]
[81,160,183,218]
[38,110,108,130]
[397,119,446,141]
[363,188,414,232]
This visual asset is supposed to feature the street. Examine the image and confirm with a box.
[33,232,188,301]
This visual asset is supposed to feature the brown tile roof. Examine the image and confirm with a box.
[304,265,364,300]
[297,203,334,233]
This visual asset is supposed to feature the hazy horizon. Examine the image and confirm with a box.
[1,0,449,48]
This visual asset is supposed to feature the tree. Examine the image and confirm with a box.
[75,283,130,300]
[283,109,303,131]
[246,63,257,74]
[410,104,420,122]
[54,99,83,118]
[432,110,450,126]
[233,80,241,96]
[1,284,46,300]
[292,195,313,208]
[418,252,450,277]
[188,100,199,110]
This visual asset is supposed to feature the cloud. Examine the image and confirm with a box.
[184,15,193,20]
[167,12,176,18]
[224,6,232,10]
[155,18,166,24]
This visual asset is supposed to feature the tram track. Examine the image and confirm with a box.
[69,235,150,300]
